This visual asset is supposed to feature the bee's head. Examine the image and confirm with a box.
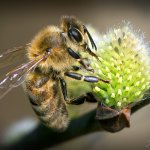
[60,16,97,52]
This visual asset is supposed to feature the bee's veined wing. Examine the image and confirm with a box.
[0,53,49,100]
[0,44,30,69]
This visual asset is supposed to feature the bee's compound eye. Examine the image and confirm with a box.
[68,27,82,43]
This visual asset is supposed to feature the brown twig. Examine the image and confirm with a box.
[1,97,150,150]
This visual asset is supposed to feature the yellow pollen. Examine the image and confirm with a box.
[126,69,130,74]
[120,52,124,57]
[137,72,142,77]
[108,46,112,50]
[105,67,110,72]
[123,98,127,102]
[106,99,110,104]
[108,73,112,79]
[116,73,120,78]
[111,93,115,98]
[111,63,114,67]
[117,66,121,71]
[118,89,122,95]
[135,91,141,96]
[98,70,102,75]
[125,86,130,91]
[141,78,145,83]
[94,86,101,92]
[117,102,122,107]
[127,75,132,81]
[118,77,122,83]
[95,63,99,68]
[135,81,140,86]
[141,85,146,90]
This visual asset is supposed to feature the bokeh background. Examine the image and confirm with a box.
[0,0,150,150]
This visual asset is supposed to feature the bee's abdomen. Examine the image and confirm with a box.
[31,97,69,131]
[25,73,69,131]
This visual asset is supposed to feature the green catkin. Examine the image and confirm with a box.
[91,24,150,110]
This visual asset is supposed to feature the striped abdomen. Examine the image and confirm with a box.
[24,72,69,131]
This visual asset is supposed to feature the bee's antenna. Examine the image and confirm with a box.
[86,46,100,61]
[83,25,97,50]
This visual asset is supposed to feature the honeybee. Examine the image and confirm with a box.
[0,16,108,131]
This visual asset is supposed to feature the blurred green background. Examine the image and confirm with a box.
[0,0,150,150]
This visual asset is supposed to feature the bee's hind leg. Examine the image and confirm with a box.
[59,78,68,101]
[59,77,97,105]
[66,92,97,105]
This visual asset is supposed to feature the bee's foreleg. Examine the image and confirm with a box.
[71,65,81,71]
[67,47,80,59]
[67,48,94,72]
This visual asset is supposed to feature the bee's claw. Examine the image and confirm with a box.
[88,68,94,73]
[99,78,110,83]
[90,69,94,73]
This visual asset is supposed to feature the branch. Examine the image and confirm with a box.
[2,109,102,150]
[1,97,150,150]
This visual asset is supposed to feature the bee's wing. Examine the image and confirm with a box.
[0,54,48,100]
[0,44,29,69]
